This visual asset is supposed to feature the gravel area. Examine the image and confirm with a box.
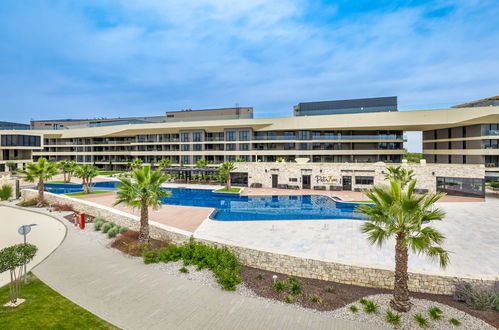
[8,201,496,330]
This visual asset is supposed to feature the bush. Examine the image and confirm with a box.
[50,202,75,212]
[288,276,302,295]
[143,238,242,291]
[449,318,461,326]
[309,295,323,304]
[386,310,401,326]
[256,273,264,280]
[0,184,13,200]
[324,285,335,293]
[349,305,358,313]
[489,181,499,188]
[17,198,38,207]
[429,306,443,320]
[179,266,189,273]
[453,282,498,310]
[363,300,378,314]
[101,222,114,233]
[284,295,294,304]
[107,226,120,238]
[118,226,129,234]
[94,219,106,231]
[413,313,430,328]
[274,280,286,292]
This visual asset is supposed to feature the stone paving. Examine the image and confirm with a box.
[194,197,499,280]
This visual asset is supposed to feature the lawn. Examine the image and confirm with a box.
[0,274,117,329]
[97,171,123,176]
[48,181,78,184]
[65,191,113,196]
[214,187,241,193]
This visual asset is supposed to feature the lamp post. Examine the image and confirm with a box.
[18,224,37,283]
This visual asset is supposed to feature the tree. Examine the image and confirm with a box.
[219,161,236,190]
[357,180,449,312]
[129,158,143,171]
[57,160,77,183]
[195,158,208,168]
[0,243,38,303]
[384,166,415,188]
[158,158,171,170]
[74,164,98,194]
[235,158,246,163]
[5,161,17,173]
[114,166,171,241]
[19,158,58,206]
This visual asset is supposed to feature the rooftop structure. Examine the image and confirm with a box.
[294,96,397,116]
[452,95,499,108]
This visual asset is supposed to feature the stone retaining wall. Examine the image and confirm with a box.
[22,189,496,295]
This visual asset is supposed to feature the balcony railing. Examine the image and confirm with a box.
[253,135,404,141]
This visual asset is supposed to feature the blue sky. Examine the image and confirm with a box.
[1,0,498,151]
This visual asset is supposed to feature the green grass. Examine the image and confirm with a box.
[0,274,117,329]
[97,171,123,176]
[214,188,241,193]
[65,191,113,196]
[47,181,78,184]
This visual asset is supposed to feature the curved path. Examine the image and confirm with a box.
[0,204,66,287]
[31,211,385,330]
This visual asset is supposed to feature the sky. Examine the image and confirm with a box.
[1,0,498,152]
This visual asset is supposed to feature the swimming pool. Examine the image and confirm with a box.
[44,182,367,221]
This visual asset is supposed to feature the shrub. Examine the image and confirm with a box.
[413,313,430,328]
[309,295,323,304]
[449,318,461,326]
[256,273,264,280]
[94,219,106,231]
[324,285,335,293]
[349,305,358,313]
[143,250,160,264]
[107,226,120,238]
[179,266,189,273]
[429,306,443,320]
[284,295,294,304]
[50,202,75,212]
[274,280,287,292]
[288,276,302,295]
[363,300,379,314]
[385,310,401,326]
[453,282,498,310]
[101,222,114,233]
[17,198,38,207]
[118,226,129,234]
[489,181,499,188]
[359,298,368,305]
[0,184,13,200]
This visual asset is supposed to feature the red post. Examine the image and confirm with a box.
[79,213,85,229]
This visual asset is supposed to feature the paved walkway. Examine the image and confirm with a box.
[33,212,385,330]
[0,204,66,287]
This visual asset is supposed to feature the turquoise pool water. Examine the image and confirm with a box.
[44,183,366,221]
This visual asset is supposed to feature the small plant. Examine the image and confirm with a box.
[101,222,114,233]
[274,280,287,292]
[94,219,106,231]
[324,285,335,293]
[429,306,443,320]
[449,318,461,326]
[256,273,264,280]
[284,295,294,303]
[119,226,129,234]
[413,313,430,328]
[0,184,13,200]
[363,300,379,314]
[349,305,358,313]
[179,266,189,273]
[453,282,498,310]
[309,295,323,304]
[359,298,368,305]
[288,277,302,295]
[107,226,120,238]
[385,310,401,326]
[17,198,38,207]
[50,202,75,212]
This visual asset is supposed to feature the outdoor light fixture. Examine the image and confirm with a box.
[272,275,278,283]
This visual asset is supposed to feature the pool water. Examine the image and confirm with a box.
[44,182,366,221]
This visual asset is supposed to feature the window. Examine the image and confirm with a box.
[289,178,298,182]
[437,177,484,197]
[1,135,41,147]
[463,155,467,164]
[239,131,249,141]
[239,143,249,151]
[355,176,374,185]
[448,155,452,163]
[181,155,190,164]
[226,155,236,161]
[181,144,190,151]
[226,131,236,141]
[193,132,202,142]
[298,131,310,140]
[462,126,467,137]
[180,133,190,142]
[193,144,202,151]
[463,141,467,149]
[226,143,236,151]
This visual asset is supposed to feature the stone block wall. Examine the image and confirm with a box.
[22,189,495,295]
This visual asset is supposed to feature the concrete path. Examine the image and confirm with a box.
[32,213,385,330]
[0,204,66,287]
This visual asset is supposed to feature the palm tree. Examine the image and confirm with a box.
[57,160,77,183]
[158,158,171,170]
[114,166,171,241]
[384,166,415,188]
[19,158,58,206]
[74,164,98,194]
[5,161,16,173]
[219,161,236,190]
[357,180,449,312]
[129,158,143,171]
[195,158,208,181]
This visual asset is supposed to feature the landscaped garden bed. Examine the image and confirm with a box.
[212,187,242,194]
